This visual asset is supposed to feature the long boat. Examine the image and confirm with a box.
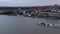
[37,22,60,28]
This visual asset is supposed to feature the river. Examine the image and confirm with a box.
[0,15,60,34]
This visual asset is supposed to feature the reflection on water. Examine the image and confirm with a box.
[0,15,60,34]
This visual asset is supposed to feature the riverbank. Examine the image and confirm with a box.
[0,5,60,19]
[0,12,60,20]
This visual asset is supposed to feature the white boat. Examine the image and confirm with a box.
[38,22,60,28]
[24,13,32,17]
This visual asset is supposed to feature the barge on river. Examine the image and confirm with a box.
[37,22,60,28]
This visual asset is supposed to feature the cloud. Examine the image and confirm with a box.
[0,0,12,1]
[0,0,60,6]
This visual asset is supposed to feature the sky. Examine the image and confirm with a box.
[0,0,60,6]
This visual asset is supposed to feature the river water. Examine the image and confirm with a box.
[0,15,60,34]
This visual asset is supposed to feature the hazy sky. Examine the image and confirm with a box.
[0,0,60,6]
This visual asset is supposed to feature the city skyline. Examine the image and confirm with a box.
[0,0,60,6]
